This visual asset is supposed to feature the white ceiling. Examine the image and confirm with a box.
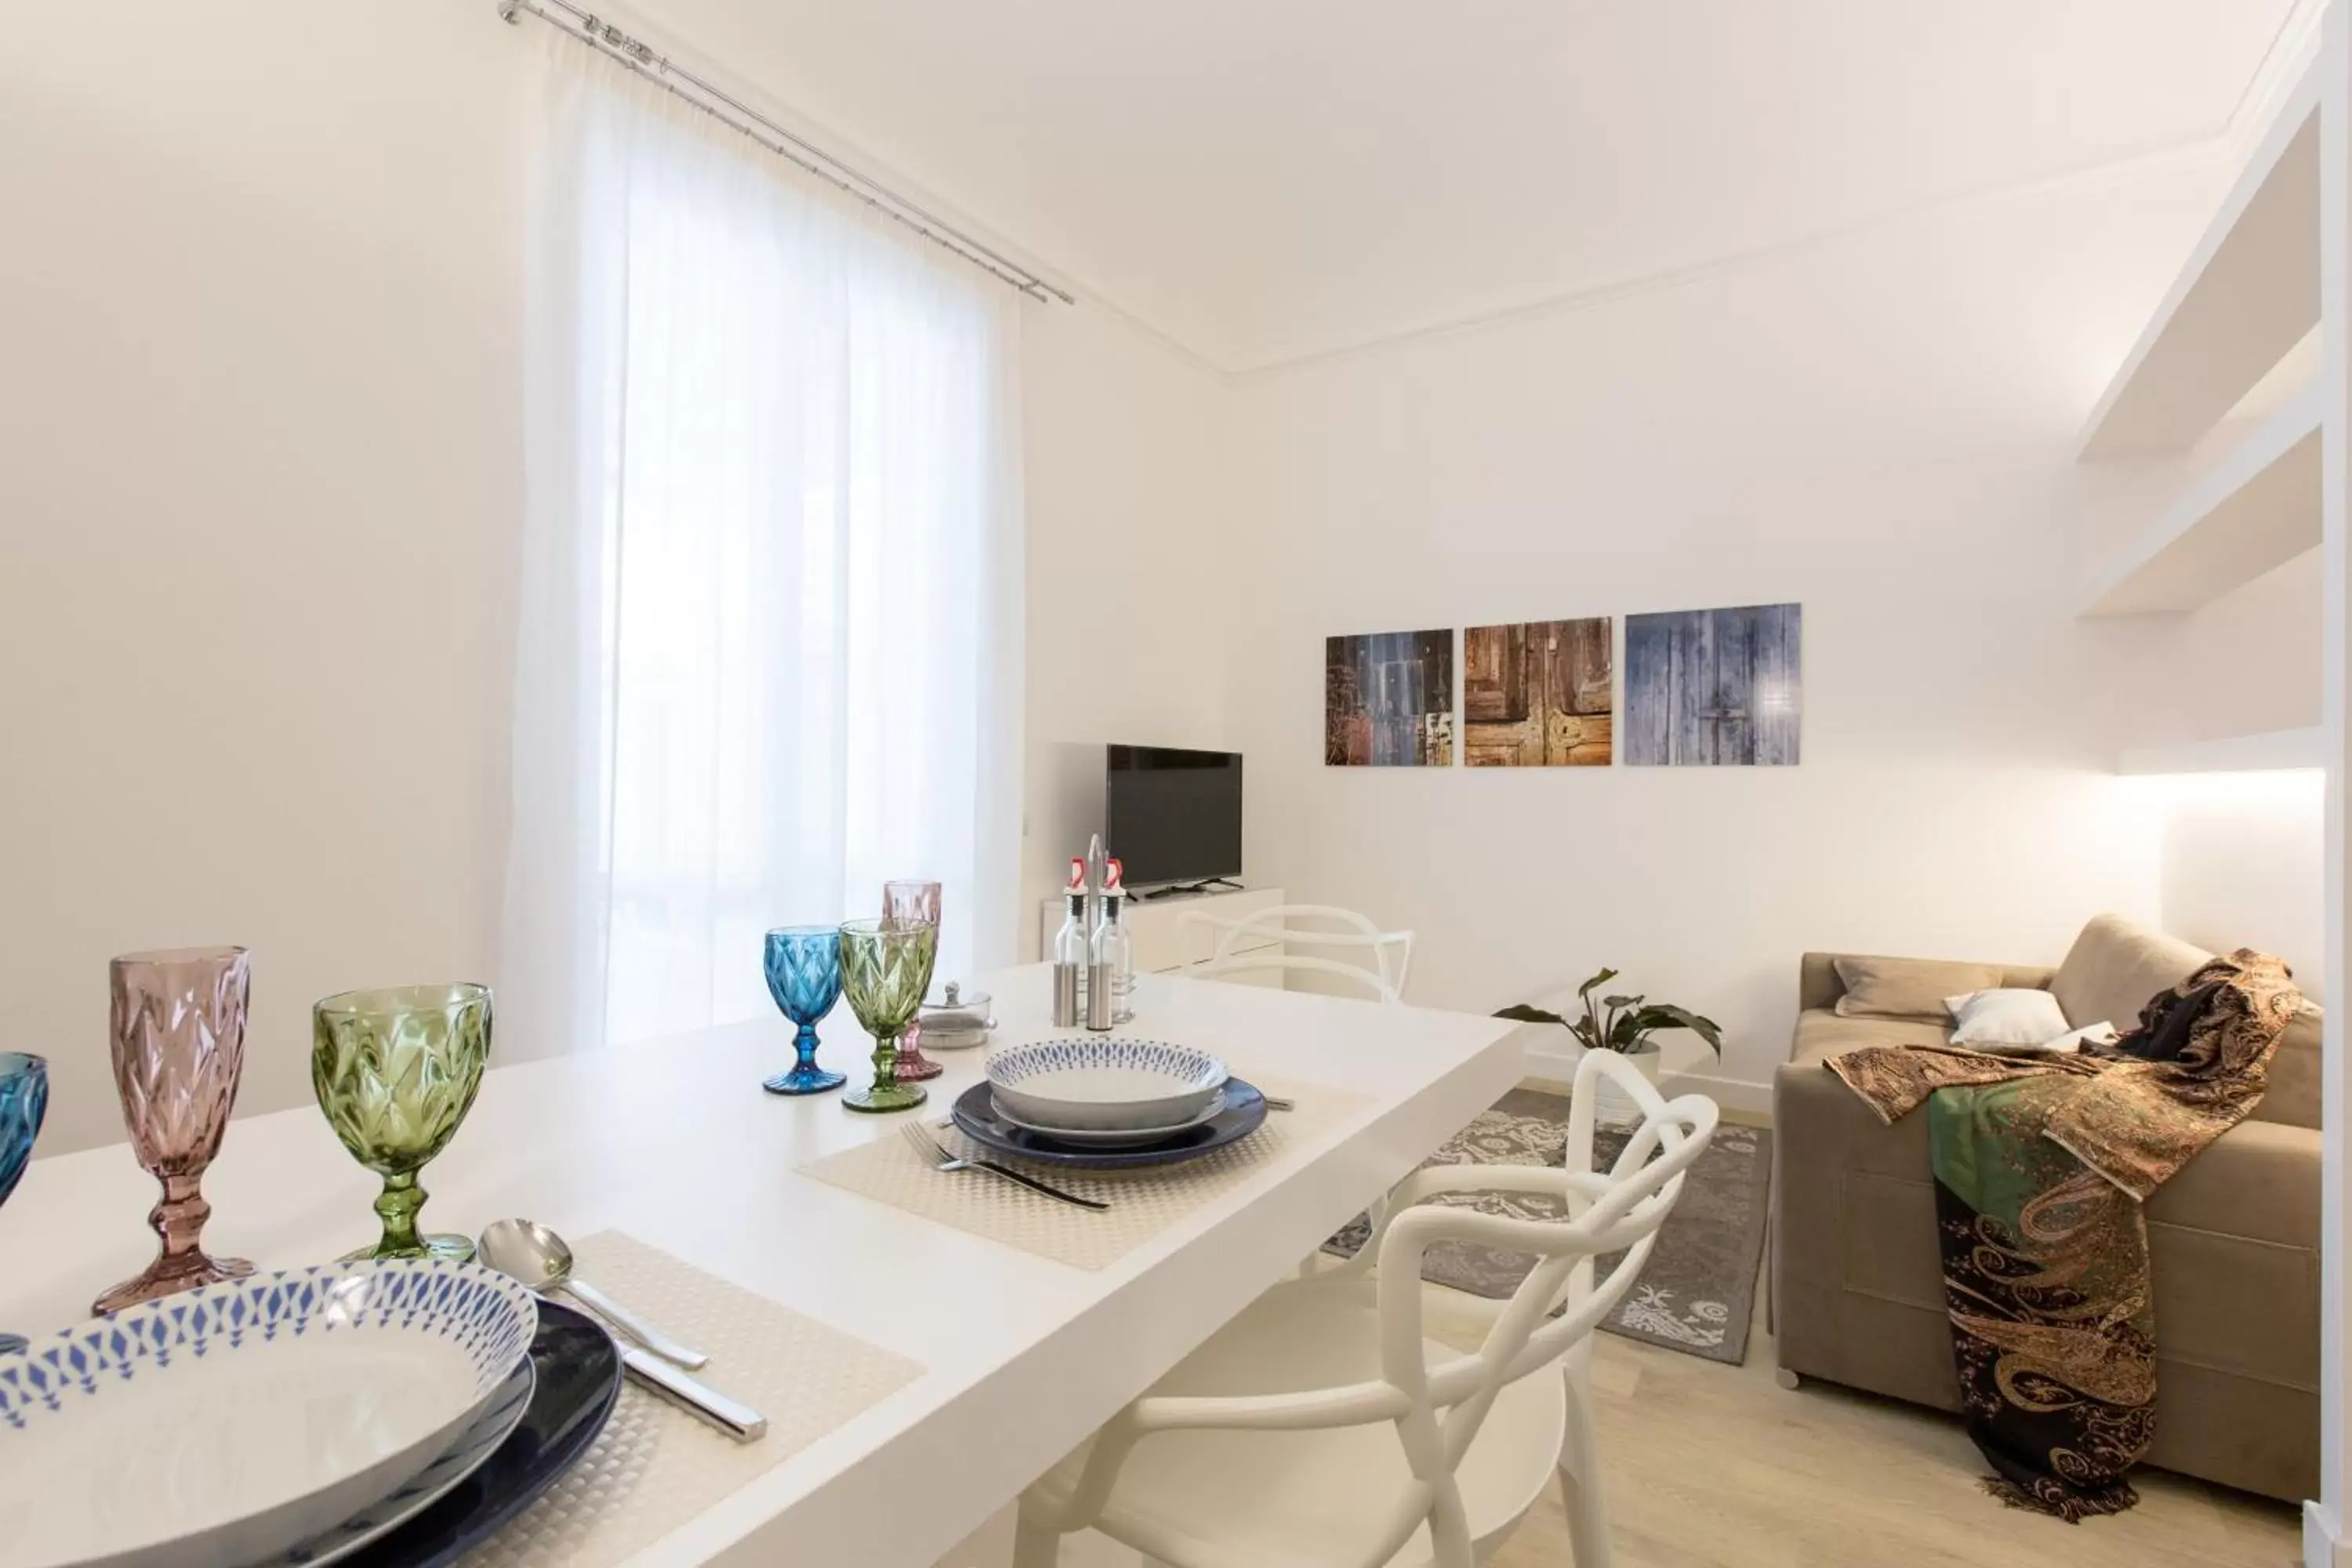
[633,0,2308,373]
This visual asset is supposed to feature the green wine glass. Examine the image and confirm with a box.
[312,983,492,1261]
[838,918,938,1114]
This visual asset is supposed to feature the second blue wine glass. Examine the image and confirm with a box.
[0,1052,49,1353]
[764,926,848,1095]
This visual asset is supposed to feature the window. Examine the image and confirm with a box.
[504,49,1022,1054]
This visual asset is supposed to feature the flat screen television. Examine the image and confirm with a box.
[1104,746,1243,889]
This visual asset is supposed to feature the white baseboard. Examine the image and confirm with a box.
[2306,1501,2350,1568]
[1519,1041,1773,1120]
[1517,1041,1585,1096]
[1660,1067,1775,1120]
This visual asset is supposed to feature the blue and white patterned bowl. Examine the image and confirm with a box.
[0,1259,537,1568]
[987,1036,1229,1131]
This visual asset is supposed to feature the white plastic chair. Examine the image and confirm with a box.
[1180,904,1416,1003]
[1013,1051,1719,1568]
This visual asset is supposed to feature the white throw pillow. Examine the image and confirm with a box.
[1943,988,2072,1049]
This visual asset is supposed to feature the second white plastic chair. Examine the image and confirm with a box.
[1180,904,1416,1003]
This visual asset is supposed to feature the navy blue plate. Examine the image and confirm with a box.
[342,1298,622,1568]
[951,1076,1268,1168]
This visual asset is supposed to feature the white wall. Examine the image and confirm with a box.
[2,3,532,1153]
[1225,169,2249,1103]
[2164,545,2326,745]
[1021,309,1237,954]
[2145,546,2325,1002]
[3,4,1234,1150]
[2154,770,2327,999]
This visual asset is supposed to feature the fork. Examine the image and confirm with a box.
[898,1123,1110,1211]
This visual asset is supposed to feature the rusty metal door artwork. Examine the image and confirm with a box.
[1325,629,1454,766]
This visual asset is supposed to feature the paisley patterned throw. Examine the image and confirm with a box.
[1827,950,2301,1521]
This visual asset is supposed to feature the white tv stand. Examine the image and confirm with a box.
[1035,885,1287,989]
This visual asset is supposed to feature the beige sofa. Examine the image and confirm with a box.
[1771,914,2322,1502]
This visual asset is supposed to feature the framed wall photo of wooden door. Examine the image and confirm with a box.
[1463,617,1613,766]
[1623,603,1802,765]
[1324,629,1455,766]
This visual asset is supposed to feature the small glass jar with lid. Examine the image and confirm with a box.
[914,981,994,1050]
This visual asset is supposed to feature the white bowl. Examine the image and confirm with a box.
[0,1260,538,1568]
[986,1037,1229,1131]
[991,1088,1228,1146]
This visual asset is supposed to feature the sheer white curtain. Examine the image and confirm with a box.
[503,38,1024,1055]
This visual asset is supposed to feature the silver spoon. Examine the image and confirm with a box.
[476,1221,766,1443]
[477,1218,710,1370]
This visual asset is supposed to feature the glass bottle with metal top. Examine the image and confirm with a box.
[1051,887,1088,1028]
[1100,885,1134,1024]
[1085,892,1118,1032]
[1084,850,1122,1031]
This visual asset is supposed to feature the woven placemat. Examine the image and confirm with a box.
[796,1080,1370,1271]
[470,1232,922,1567]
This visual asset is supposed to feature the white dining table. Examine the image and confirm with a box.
[1,964,1521,1567]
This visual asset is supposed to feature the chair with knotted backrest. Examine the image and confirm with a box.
[1179,904,1416,1003]
[1013,1049,1719,1568]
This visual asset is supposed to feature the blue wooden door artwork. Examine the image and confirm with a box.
[1624,603,1801,766]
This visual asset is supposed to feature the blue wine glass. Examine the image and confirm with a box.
[0,1052,49,1352]
[763,927,848,1095]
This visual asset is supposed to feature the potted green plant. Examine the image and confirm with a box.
[1497,968,1722,1123]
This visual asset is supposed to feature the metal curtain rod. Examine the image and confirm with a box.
[498,0,1074,305]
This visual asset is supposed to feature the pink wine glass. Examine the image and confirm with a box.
[93,946,256,1314]
[881,880,943,1082]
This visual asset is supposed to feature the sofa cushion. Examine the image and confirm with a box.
[1802,952,2054,1012]
[2260,1005,2324,1130]
[2049,913,2209,1037]
[1791,1008,1949,1068]
[1831,956,2003,1021]
[2147,1117,2321,1250]
[2049,913,2321,1128]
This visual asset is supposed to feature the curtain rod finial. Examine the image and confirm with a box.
[498,0,522,23]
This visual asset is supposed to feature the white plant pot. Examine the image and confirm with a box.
[1592,1046,1662,1127]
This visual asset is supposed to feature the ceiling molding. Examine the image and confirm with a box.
[1025,273,1236,383]
[1223,134,2234,384]
[1222,3,2327,384]
[622,0,2325,390]
[2223,0,2327,160]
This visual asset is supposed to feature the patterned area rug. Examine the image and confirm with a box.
[1325,1087,1772,1365]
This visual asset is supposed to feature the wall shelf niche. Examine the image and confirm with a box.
[2078,382,2320,617]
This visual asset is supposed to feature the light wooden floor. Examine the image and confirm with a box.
[945,1087,2294,1568]
[1437,1285,2301,1568]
